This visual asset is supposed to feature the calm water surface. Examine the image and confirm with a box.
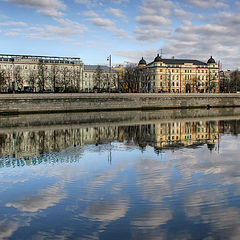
[0,112,240,240]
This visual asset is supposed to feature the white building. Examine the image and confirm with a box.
[0,54,84,92]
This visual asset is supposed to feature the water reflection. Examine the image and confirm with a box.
[0,119,228,165]
[0,113,239,240]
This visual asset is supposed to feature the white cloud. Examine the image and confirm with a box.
[139,0,173,16]
[135,27,171,42]
[0,21,27,26]
[83,10,99,18]
[26,18,87,40]
[89,17,114,28]
[5,31,19,37]
[136,15,171,26]
[183,0,229,9]
[107,8,127,21]
[86,15,131,39]
[4,0,66,17]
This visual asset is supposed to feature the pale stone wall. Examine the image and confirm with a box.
[0,93,240,114]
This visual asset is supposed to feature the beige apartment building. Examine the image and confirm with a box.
[0,54,84,92]
[83,65,118,92]
[138,55,220,93]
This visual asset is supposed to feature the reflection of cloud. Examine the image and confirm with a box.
[184,189,226,218]
[0,215,31,240]
[82,199,128,222]
[6,184,65,212]
[136,159,172,202]
[132,208,172,229]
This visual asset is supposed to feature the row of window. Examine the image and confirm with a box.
[0,65,81,70]
[158,69,217,73]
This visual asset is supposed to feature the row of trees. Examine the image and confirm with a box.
[219,70,240,93]
[0,63,82,93]
[93,65,118,92]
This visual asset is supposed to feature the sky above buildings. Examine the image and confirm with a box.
[0,0,239,69]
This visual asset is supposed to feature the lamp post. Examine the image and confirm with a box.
[107,55,112,93]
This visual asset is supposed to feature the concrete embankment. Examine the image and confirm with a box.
[0,107,240,132]
[0,93,240,115]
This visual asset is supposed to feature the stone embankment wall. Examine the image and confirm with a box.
[0,93,240,115]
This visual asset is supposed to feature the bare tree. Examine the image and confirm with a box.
[0,69,7,92]
[94,65,103,90]
[14,66,23,91]
[230,70,240,93]
[138,68,152,93]
[62,67,71,92]
[50,64,60,92]
[122,65,152,93]
[73,67,81,92]
[122,65,138,93]
[28,69,37,92]
[37,61,46,92]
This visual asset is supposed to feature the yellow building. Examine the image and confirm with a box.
[138,55,219,93]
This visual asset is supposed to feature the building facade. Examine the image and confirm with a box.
[0,54,84,92]
[138,55,220,93]
[83,65,118,92]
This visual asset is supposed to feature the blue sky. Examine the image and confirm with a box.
[0,0,239,69]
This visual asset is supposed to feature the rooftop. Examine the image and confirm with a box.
[148,58,207,66]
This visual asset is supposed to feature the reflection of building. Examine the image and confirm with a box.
[138,55,219,93]
[0,119,223,167]
[83,65,118,92]
[119,120,219,151]
[154,121,219,151]
[0,126,119,160]
[0,54,84,92]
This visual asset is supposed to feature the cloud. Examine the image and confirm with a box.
[5,31,19,37]
[0,21,27,26]
[83,10,99,18]
[86,15,130,39]
[26,18,87,40]
[183,0,229,9]
[107,8,127,21]
[4,0,66,17]
[139,0,173,16]
[76,0,129,5]
[110,0,129,3]
[89,17,114,28]
[134,27,171,42]
[135,0,174,42]
[136,15,171,26]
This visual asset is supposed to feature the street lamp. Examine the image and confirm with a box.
[107,55,112,93]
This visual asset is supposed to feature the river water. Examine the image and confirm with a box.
[0,109,240,240]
